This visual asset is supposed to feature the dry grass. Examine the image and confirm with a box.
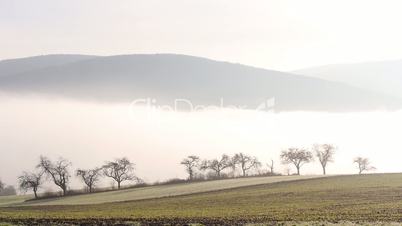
[1,174,402,224]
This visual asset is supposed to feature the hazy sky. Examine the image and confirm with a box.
[2,0,402,70]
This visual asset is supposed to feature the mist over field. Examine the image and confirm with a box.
[1,92,401,190]
[3,1,402,224]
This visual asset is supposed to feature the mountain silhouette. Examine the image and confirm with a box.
[0,54,400,112]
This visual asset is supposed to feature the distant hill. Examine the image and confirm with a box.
[0,54,400,112]
[294,60,402,99]
[0,54,97,77]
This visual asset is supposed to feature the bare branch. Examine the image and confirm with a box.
[18,171,43,199]
[280,148,313,175]
[103,157,137,189]
[180,156,200,180]
[199,154,231,178]
[313,144,336,175]
[353,157,376,174]
[76,167,102,193]
[37,155,71,196]
[233,153,261,177]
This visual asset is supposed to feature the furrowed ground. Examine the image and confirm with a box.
[1,174,402,225]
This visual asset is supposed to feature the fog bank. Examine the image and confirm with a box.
[1,94,401,190]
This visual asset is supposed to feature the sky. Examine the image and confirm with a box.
[2,0,402,71]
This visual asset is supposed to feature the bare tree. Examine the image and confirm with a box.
[76,168,102,193]
[233,153,261,177]
[18,171,43,199]
[267,159,274,174]
[280,148,313,175]
[313,144,336,175]
[37,156,71,196]
[228,155,240,177]
[180,156,200,180]
[103,157,137,189]
[200,154,231,178]
[353,157,376,174]
[0,179,4,190]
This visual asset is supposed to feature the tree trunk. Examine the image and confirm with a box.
[33,188,38,199]
[296,166,300,175]
[270,160,274,174]
[117,181,121,189]
[242,169,246,177]
[62,187,67,196]
[189,171,193,180]
[322,166,326,175]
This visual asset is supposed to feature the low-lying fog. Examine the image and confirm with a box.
[1,93,402,190]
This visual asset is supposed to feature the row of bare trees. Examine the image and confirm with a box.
[181,144,376,180]
[179,145,336,181]
[280,144,334,175]
[280,144,375,175]
[181,153,264,180]
[18,156,138,199]
[12,146,376,198]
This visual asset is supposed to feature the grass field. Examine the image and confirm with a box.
[1,173,402,225]
[0,175,322,206]
[0,195,31,207]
